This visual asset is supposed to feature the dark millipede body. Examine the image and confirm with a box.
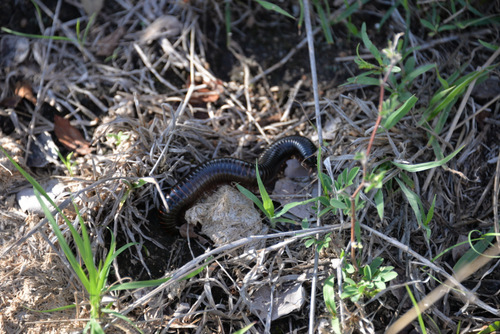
[159,136,317,229]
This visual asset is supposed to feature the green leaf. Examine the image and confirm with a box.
[254,0,295,19]
[344,264,356,274]
[361,22,382,64]
[453,229,496,272]
[344,21,359,36]
[420,18,436,32]
[320,172,333,193]
[33,190,89,288]
[381,271,398,282]
[425,195,436,226]
[345,71,381,86]
[275,197,318,218]
[329,198,348,210]
[313,0,333,43]
[406,285,427,334]
[374,188,384,220]
[369,257,384,272]
[304,238,316,248]
[363,265,372,281]
[423,69,486,123]
[478,40,499,51]
[24,303,77,313]
[1,27,74,42]
[236,184,268,218]
[232,322,256,334]
[395,178,426,236]
[392,145,463,172]
[347,167,360,185]
[478,321,500,334]
[255,163,274,217]
[323,275,337,316]
[383,95,417,130]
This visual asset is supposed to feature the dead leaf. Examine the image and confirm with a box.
[188,78,224,104]
[53,115,93,155]
[140,15,182,43]
[273,161,317,220]
[0,81,36,107]
[15,81,37,104]
[250,283,305,321]
[179,223,209,245]
[81,0,103,16]
[95,27,125,57]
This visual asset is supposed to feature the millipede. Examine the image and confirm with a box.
[159,136,317,229]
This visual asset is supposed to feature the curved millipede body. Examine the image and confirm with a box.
[159,136,316,229]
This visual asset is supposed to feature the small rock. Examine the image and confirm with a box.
[17,179,66,215]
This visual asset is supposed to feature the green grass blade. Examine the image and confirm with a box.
[313,0,333,43]
[1,27,74,42]
[0,147,60,211]
[33,189,90,290]
[108,277,171,291]
[255,163,274,216]
[72,202,98,285]
[101,309,144,334]
[403,63,436,84]
[255,0,295,19]
[405,285,427,333]
[395,178,423,227]
[374,188,384,220]
[236,184,268,217]
[453,228,496,272]
[424,70,486,122]
[232,322,255,334]
[392,145,463,172]
[383,95,418,130]
[24,303,76,313]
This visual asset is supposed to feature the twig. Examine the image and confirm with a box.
[301,1,323,333]
[117,225,342,317]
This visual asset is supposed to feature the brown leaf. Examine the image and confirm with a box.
[53,115,93,155]
[95,27,125,57]
[0,81,36,107]
[15,81,37,104]
[188,78,224,104]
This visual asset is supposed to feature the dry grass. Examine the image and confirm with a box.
[1,0,500,333]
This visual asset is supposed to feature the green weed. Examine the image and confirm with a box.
[56,150,77,177]
[106,131,130,147]
[341,257,398,303]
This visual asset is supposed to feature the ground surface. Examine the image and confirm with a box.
[1,0,500,333]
